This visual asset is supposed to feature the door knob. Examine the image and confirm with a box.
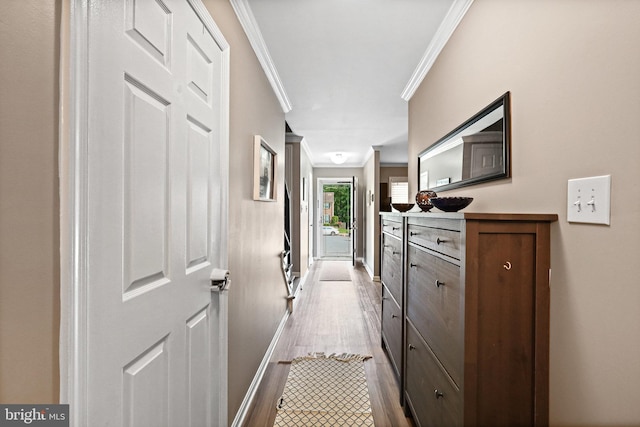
[210,268,230,291]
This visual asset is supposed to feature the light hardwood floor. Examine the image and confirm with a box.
[241,260,415,427]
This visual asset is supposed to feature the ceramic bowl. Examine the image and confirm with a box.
[429,197,474,212]
[391,203,414,212]
[415,190,437,212]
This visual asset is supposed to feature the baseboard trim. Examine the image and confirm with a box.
[361,259,380,281]
[230,308,290,427]
[230,267,310,427]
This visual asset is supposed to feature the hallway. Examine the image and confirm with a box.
[242,260,414,426]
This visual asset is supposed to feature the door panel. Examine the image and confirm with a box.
[123,338,170,427]
[186,307,211,427]
[186,118,211,270]
[82,1,228,425]
[123,76,171,297]
[125,0,172,67]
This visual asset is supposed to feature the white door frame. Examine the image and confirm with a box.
[60,2,230,425]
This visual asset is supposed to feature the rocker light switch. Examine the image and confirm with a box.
[567,175,611,225]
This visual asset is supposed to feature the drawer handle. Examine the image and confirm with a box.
[392,251,400,255]
[391,314,398,319]
[409,231,419,236]
[410,263,418,268]
[436,237,447,245]
[392,227,400,231]
[435,389,444,399]
[435,280,445,288]
[408,344,416,351]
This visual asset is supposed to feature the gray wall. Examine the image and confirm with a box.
[408,1,640,424]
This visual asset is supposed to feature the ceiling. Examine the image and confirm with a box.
[234,0,470,167]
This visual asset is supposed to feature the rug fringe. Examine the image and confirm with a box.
[278,352,372,364]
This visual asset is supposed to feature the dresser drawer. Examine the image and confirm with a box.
[406,244,463,387]
[381,286,402,379]
[381,233,402,304]
[382,217,403,239]
[405,321,462,427]
[407,222,461,260]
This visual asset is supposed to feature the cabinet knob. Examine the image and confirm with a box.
[503,261,512,270]
[410,263,418,268]
[391,314,398,319]
[410,231,419,236]
[392,227,400,231]
[435,280,445,288]
[436,237,447,245]
[434,389,444,399]
[392,251,400,255]
[408,344,416,351]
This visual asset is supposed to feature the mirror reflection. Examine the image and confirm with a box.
[418,92,510,192]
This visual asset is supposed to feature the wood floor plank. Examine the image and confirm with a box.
[241,260,414,427]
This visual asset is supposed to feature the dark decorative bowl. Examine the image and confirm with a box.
[415,190,437,212]
[429,197,474,212]
[391,203,414,212]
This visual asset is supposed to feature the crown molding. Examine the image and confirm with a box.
[401,0,474,101]
[300,138,315,165]
[230,0,292,112]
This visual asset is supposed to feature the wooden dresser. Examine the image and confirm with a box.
[380,212,557,427]
[380,212,405,389]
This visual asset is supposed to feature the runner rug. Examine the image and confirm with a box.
[318,261,352,281]
[273,353,375,426]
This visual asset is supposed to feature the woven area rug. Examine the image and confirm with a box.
[273,353,375,426]
[318,261,352,281]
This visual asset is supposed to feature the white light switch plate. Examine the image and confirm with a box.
[567,175,611,225]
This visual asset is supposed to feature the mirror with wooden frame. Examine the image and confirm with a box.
[418,92,511,192]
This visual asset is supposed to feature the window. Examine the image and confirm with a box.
[389,177,409,204]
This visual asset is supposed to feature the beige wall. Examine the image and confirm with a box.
[380,166,408,188]
[0,0,61,403]
[1,0,291,419]
[298,145,313,275]
[202,1,287,423]
[362,150,380,278]
[408,1,640,425]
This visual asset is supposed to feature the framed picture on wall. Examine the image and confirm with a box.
[253,135,277,201]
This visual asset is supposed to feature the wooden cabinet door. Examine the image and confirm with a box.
[465,224,540,427]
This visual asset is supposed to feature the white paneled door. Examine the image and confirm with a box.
[66,1,229,426]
